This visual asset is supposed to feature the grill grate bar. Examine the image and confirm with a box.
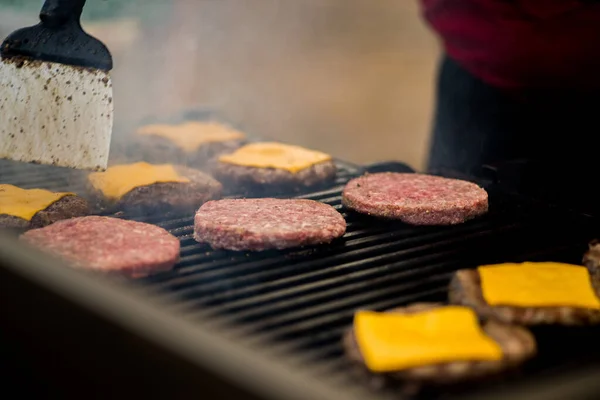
[241,285,449,348]
[200,257,463,315]
[231,278,448,339]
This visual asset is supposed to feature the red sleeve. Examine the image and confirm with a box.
[420,0,600,90]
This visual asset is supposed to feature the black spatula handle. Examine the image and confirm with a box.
[1,0,112,71]
[40,0,86,27]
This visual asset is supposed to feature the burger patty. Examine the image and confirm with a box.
[20,216,180,278]
[0,194,89,230]
[583,239,600,280]
[342,173,488,225]
[212,160,337,193]
[88,165,222,214]
[343,303,536,391]
[194,198,346,251]
[449,269,600,326]
[133,134,245,168]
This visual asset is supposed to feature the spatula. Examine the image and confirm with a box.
[0,0,113,171]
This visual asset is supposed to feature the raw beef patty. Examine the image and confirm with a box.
[342,173,488,225]
[194,198,346,251]
[20,216,180,278]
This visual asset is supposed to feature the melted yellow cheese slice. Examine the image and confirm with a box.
[479,262,600,309]
[218,142,332,173]
[354,306,502,372]
[88,162,190,201]
[136,121,245,153]
[0,184,73,221]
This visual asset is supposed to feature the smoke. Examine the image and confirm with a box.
[2,0,438,170]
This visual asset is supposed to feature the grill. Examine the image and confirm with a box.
[2,157,600,399]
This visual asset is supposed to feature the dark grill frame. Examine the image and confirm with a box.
[2,158,600,399]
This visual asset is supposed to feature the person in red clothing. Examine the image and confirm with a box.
[421,1,600,182]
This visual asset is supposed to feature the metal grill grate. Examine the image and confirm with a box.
[2,158,600,399]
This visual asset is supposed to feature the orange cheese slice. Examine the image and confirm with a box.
[0,184,73,221]
[88,162,190,201]
[479,262,600,309]
[136,121,245,153]
[354,306,502,372]
[218,142,332,173]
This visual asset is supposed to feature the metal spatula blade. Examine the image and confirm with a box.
[0,0,113,171]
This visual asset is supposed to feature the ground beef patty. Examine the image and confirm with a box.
[342,173,488,225]
[88,164,222,214]
[583,239,600,281]
[0,190,89,230]
[212,142,337,192]
[20,216,180,278]
[213,161,337,192]
[131,121,246,168]
[449,269,600,326]
[194,198,346,251]
[343,303,536,392]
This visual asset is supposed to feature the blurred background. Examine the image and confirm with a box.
[0,0,439,170]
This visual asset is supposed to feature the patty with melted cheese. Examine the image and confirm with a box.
[213,142,337,192]
[87,162,222,214]
[343,303,535,392]
[131,121,246,167]
[450,262,600,325]
[0,184,89,230]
